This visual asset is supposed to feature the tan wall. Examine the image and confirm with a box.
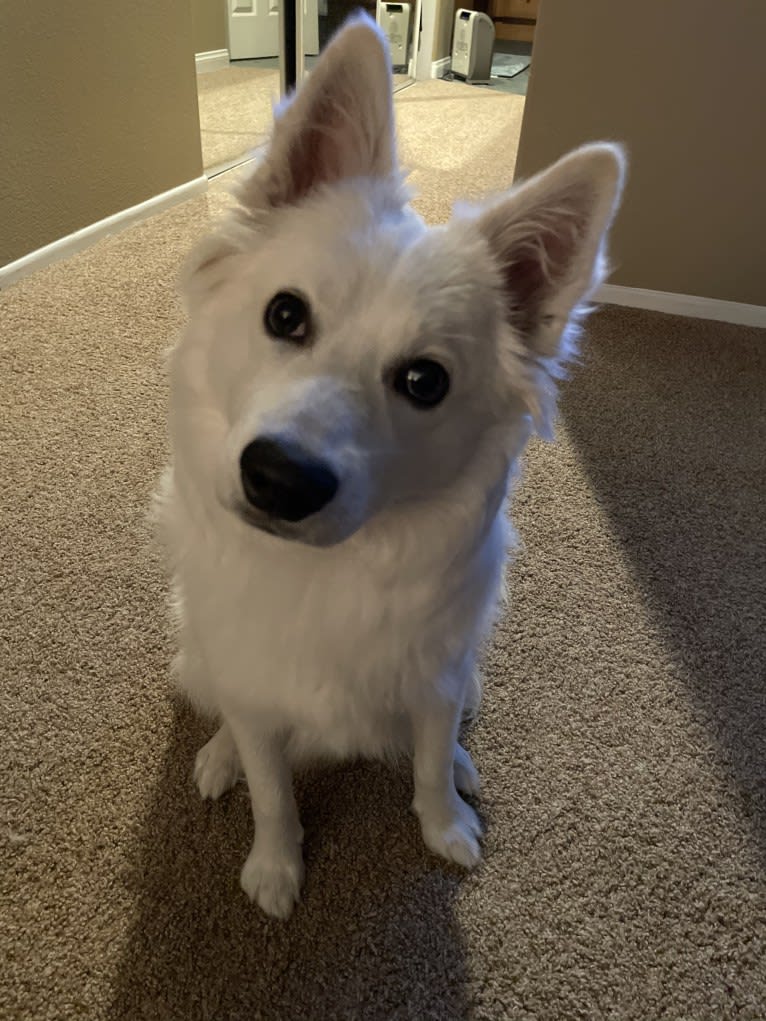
[516,0,766,306]
[191,0,227,54]
[0,3,203,267]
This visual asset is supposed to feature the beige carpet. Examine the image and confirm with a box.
[3,90,766,1020]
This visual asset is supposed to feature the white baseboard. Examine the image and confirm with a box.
[0,176,208,290]
[432,57,451,79]
[597,284,766,328]
[195,49,230,73]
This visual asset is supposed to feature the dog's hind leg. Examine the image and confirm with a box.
[461,666,483,722]
[454,665,482,796]
[172,609,220,719]
[453,743,480,797]
[194,722,242,800]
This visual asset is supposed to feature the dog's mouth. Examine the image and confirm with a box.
[233,500,364,549]
[235,503,298,540]
[235,501,346,547]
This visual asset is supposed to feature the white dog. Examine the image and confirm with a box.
[155,14,625,918]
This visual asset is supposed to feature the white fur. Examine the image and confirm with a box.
[154,14,626,918]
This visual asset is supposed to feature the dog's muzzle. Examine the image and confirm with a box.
[239,437,339,523]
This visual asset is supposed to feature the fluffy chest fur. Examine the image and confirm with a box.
[161,445,513,763]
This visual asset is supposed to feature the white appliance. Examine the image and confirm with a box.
[377,2,413,71]
[451,9,495,85]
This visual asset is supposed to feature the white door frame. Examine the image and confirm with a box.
[408,0,423,79]
[414,0,437,79]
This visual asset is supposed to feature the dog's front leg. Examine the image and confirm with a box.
[226,716,304,919]
[411,689,483,868]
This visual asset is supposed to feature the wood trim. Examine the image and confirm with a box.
[491,0,538,18]
[494,20,536,42]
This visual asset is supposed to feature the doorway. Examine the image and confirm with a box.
[192,0,420,177]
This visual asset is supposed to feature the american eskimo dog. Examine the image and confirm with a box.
[155,14,625,917]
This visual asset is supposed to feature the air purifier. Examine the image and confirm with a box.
[377,2,413,72]
[451,9,495,85]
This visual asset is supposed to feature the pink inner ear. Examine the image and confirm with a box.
[279,95,341,204]
[502,209,589,337]
[271,86,393,208]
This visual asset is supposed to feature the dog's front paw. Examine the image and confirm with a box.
[240,841,304,919]
[194,726,241,800]
[415,792,483,869]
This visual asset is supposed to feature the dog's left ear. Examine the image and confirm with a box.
[239,13,397,212]
[477,143,626,362]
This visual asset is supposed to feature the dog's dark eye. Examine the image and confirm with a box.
[264,291,311,342]
[392,359,450,409]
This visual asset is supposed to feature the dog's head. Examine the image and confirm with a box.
[173,14,625,547]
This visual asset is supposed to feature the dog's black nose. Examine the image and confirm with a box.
[239,438,339,522]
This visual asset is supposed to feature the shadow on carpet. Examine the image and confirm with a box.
[108,700,472,1020]
[562,305,766,860]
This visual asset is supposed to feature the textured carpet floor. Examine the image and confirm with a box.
[395,80,525,221]
[2,93,766,1020]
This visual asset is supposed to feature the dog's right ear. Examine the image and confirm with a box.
[239,13,397,213]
